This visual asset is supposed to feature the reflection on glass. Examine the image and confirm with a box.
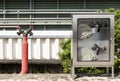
[77,18,110,62]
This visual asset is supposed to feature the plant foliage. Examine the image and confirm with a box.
[58,39,71,73]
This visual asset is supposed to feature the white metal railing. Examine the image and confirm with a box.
[0,31,72,60]
[0,9,100,27]
[0,9,101,14]
[0,18,72,26]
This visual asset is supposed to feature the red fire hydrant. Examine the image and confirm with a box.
[17,25,33,74]
[21,36,28,74]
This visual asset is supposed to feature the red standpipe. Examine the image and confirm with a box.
[20,36,28,74]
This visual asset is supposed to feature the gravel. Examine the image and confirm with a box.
[0,74,120,81]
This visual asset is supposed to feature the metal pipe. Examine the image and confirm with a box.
[20,36,28,74]
[0,9,101,12]
[0,26,17,28]
[0,35,72,39]
[0,11,98,14]
[0,23,72,25]
[0,9,102,14]
[0,18,71,20]
[17,26,33,74]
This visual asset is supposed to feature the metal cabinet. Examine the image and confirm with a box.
[72,13,114,77]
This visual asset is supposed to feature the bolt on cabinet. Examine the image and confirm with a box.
[72,13,114,77]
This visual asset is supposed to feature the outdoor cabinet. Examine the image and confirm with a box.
[72,13,114,77]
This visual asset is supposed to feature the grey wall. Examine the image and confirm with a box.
[0,0,120,9]
[0,0,119,30]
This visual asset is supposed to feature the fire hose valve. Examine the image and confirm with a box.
[92,44,106,55]
[26,26,33,36]
[16,25,33,36]
[16,26,24,36]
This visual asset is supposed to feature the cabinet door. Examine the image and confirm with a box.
[77,18,110,62]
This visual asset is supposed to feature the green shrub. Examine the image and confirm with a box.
[58,39,71,73]
[76,67,105,74]
[106,8,120,73]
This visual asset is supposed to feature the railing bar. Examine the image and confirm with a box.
[0,23,72,25]
[0,18,72,20]
[0,12,97,14]
[0,9,101,12]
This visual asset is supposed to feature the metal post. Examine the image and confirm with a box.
[71,66,75,79]
[30,0,32,10]
[32,0,35,18]
[3,0,6,30]
[57,0,59,18]
[83,0,86,9]
[106,67,109,75]
[30,0,32,23]
[3,10,6,30]
[112,66,114,78]
[17,10,19,27]
[3,0,5,10]
[33,0,34,9]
